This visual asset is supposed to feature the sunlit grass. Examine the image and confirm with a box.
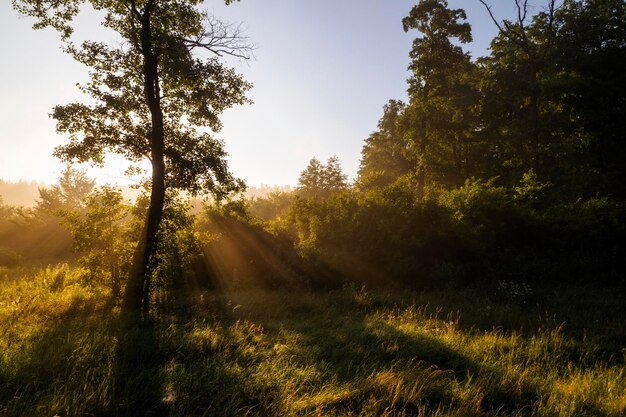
[0,266,624,416]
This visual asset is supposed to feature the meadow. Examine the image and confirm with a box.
[1,264,624,417]
[3,0,626,415]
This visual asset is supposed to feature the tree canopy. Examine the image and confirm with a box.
[358,0,626,200]
[297,156,348,199]
[13,0,252,315]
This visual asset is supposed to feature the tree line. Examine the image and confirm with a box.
[358,0,626,200]
[3,0,624,315]
[249,0,626,288]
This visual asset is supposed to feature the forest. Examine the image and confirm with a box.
[1,0,625,416]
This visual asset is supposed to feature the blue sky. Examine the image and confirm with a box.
[0,1,543,186]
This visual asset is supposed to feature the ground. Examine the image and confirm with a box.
[0,265,625,416]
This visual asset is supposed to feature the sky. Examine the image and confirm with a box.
[0,1,543,187]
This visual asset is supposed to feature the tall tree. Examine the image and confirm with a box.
[36,165,95,214]
[478,0,561,181]
[552,0,626,196]
[358,100,413,190]
[297,157,325,198]
[297,156,348,199]
[14,0,252,316]
[403,0,477,199]
[478,0,626,195]
[323,156,349,193]
[61,185,130,297]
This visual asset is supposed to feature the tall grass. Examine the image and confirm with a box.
[0,266,624,416]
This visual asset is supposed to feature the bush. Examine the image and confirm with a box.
[0,247,21,268]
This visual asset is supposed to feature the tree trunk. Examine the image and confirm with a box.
[122,4,166,318]
[452,140,461,185]
[141,158,165,315]
[530,68,540,174]
[416,118,426,201]
[464,140,470,180]
[416,167,425,200]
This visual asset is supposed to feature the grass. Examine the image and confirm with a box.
[0,265,624,416]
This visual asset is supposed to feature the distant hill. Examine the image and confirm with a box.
[0,180,42,207]
[244,185,292,199]
[0,179,292,208]
[0,179,142,208]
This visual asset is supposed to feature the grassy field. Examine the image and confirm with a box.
[0,265,624,417]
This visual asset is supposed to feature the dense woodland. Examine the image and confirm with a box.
[1,0,625,416]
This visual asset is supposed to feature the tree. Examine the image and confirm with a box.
[36,165,95,214]
[551,0,626,196]
[357,100,413,190]
[478,0,561,181]
[61,186,131,297]
[477,0,626,195]
[297,158,325,198]
[324,156,349,193]
[297,156,348,199]
[0,197,12,223]
[402,0,477,199]
[14,0,252,316]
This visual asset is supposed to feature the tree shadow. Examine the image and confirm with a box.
[0,295,119,416]
[214,289,614,417]
[0,294,168,417]
[110,318,168,417]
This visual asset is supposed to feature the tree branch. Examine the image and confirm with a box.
[478,0,506,34]
[545,0,560,52]
[515,0,528,26]
[182,15,254,59]
[478,0,530,54]
[126,1,143,53]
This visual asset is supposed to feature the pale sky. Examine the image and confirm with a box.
[0,1,539,187]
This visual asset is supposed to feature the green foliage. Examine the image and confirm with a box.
[402,0,478,196]
[60,186,132,296]
[196,196,313,290]
[151,194,205,296]
[0,170,93,266]
[513,169,553,209]
[274,160,626,287]
[0,200,20,268]
[357,100,413,191]
[13,0,253,313]
[297,156,348,199]
[205,196,251,223]
[322,0,626,288]
[0,197,11,220]
[0,248,21,269]
[1,269,624,416]
[541,197,626,281]
[354,0,625,201]
[13,0,251,197]
[439,177,512,223]
[249,191,294,222]
[277,184,460,287]
[551,0,626,196]
[36,166,94,215]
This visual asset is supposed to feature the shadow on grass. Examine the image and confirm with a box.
[0,294,169,417]
[111,319,168,417]
[1,283,620,417]
[208,288,615,417]
[0,295,119,416]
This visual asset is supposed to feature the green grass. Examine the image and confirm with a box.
[0,265,624,416]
